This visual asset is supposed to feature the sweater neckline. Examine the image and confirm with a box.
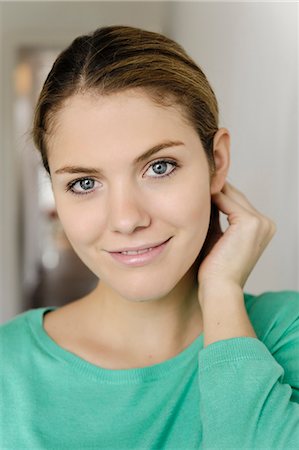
[27,306,204,383]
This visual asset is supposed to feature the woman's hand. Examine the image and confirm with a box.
[197,181,276,346]
[198,181,276,294]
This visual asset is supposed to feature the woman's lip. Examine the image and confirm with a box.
[109,237,171,253]
[108,238,172,267]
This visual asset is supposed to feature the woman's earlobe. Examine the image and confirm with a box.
[210,128,230,194]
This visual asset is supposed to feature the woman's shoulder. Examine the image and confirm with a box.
[244,290,299,347]
[244,289,299,311]
[244,289,299,316]
[0,308,35,335]
[0,307,52,353]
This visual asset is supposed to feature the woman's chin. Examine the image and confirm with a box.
[116,286,173,304]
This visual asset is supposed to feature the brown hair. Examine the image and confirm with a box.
[32,25,219,175]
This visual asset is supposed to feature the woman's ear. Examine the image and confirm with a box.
[210,128,230,195]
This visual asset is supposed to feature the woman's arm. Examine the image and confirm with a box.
[197,182,299,448]
[200,282,257,347]
[198,181,276,345]
[198,335,299,448]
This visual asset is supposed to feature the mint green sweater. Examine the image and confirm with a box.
[1,291,299,449]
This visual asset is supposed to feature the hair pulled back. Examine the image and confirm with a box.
[32,25,219,174]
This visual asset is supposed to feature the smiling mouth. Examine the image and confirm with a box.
[107,238,172,267]
[118,247,157,255]
[109,238,172,254]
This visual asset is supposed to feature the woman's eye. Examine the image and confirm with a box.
[146,160,178,178]
[66,160,178,196]
[66,178,99,195]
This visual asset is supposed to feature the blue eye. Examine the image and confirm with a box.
[78,179,95,190]
[66,159,179,196]
[66,177,98,195]
[146,160,178,178]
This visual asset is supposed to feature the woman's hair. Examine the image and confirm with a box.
[32,25,219,175]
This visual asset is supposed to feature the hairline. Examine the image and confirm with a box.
[44,86,201,157]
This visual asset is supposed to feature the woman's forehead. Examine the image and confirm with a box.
[47,91,206,176]
[48,90,196,148]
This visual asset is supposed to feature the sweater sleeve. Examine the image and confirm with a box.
[197,291,299,450]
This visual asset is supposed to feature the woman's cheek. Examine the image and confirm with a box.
[172,177,210,223]
[185,187,211,242]
[57,200,105,246]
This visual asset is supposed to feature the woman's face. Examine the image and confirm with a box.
[48,89,212,302]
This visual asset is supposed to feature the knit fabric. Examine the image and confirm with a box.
[1,291,299,449]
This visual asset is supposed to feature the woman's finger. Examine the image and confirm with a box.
[212,190,252,222]
[220,181,261,215]
[212,188,276,241]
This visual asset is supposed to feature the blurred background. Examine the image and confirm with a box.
[0,1,298,324]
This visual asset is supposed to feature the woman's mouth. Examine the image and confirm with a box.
[108,238,172,267]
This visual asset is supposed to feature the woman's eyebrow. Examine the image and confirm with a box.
[134,140,184,164]
[54,140,184,175]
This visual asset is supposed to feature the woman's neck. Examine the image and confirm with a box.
[80,275,203,367]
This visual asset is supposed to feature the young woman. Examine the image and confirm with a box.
[1,26,298,449]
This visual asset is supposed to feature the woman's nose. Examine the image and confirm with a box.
[107,185,151,234]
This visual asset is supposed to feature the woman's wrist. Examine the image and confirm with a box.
[198,279,243,303]
[198,281,257,347]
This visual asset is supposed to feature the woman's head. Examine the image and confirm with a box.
[33,25,219,176]
[32,25,230,302]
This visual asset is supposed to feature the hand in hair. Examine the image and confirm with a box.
[197,182,276,346]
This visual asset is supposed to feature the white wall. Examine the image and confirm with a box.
[168,1,298,295]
